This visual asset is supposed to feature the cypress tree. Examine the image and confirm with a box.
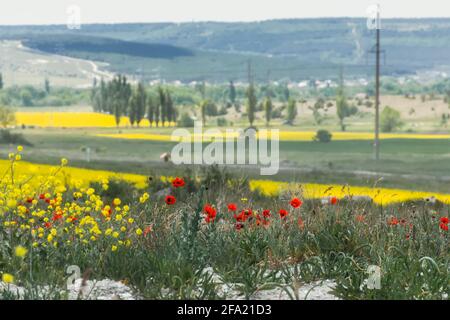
[246,84,257,127]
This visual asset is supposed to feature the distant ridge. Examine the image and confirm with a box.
[22,35,193,59]
[1,18,450,81]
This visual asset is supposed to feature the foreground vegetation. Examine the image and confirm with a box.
[0,148,448,300]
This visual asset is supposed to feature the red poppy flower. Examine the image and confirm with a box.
[255,214,262,225]
[234,210,248,222]
[227,203,237,211]
[26,197,33,203]
[165,195,176,205]
[103,207,112,217]
[440,223,449,231]
[290,197,302,208]
[256,215,270,227]
[144,226,153,236]
[440,217,449,225]
[39,194,45,200]
[235,223,244,231]
[356,215,365,222]
[52,213,63,221]
[389,217,399,226]
[172,177,185,188]
[279,209,288,219]
[204,204,216,216]
[203,204,217,223]
[262,209,271,218]
[330,197,338,205]
[44,222,52,228]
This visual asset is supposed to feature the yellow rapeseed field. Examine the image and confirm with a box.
[97,133,175,141]
[95,131,450,142]
[276,131,450,141]
[13,112,450,140]
[1,156,448,205]
[15,112,175,128]
[0,159,148,190]
[249,180,450,205]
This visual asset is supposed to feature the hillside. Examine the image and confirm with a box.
[0,40,113,88]
[22,35,193,59]
[1,18,450,82]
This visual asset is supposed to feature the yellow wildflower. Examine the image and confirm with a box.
[6,199,17,208]
[15,245,28,258]
[2,273,14,284]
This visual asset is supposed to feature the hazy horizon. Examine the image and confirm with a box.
[1,0,450,26]
[3,16,450,28]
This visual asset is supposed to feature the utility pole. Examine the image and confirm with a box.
[374,5,381,161]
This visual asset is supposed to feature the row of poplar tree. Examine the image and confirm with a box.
[90,75,299,128]
[91,75,176,127]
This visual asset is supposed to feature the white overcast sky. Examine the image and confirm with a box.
[0,0,449,25]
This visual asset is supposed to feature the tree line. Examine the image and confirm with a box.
[91,75,176,127]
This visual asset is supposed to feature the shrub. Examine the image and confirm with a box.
[90,178,138,204]
[205,101,218,116]
[20,89,34,106]
[0,129,33,146]
[0,106,16,128]
[177,112,194,127]
[381,106,403,132]
[216,117,228,127]
[271,107,282,119]
[314,129,332,143]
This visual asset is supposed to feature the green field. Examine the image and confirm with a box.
[4,125,450,193]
